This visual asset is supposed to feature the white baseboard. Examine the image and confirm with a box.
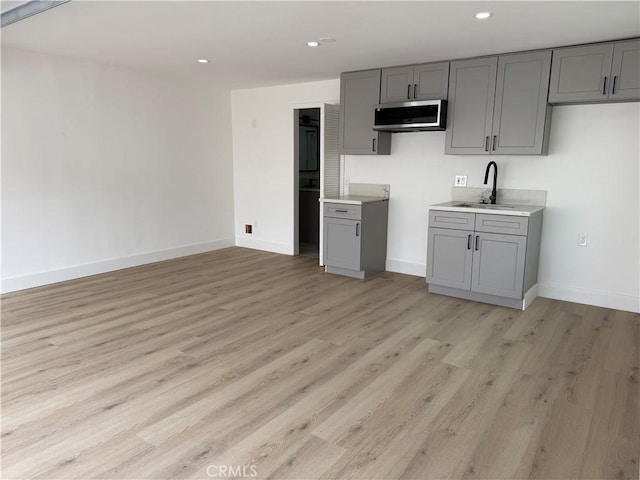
[235,236,292,255]
[1,238,235,294]
[385,259,426,277]
[538,283,640,313]
[380,261,639,314]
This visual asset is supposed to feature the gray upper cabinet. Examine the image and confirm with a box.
[339,70,391,155]
[445,57,498,155]
[611,39,640,100]
[380,66,414,103]
[414,62,450,100]
[549,39,640,103]
[445,51,552,155]
[549,43,614,103]
[492,51,552,155]
[380,62,449,103]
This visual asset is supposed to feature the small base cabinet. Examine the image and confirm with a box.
[426,209,543,309]
[323,200,389,279]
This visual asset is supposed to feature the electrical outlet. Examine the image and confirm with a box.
[454,175,467,187]
[578,233,588,246]
[245,224,252,234]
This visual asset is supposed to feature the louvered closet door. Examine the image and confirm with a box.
[319,104,340,266]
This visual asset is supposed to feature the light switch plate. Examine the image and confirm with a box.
[454,175,467,187]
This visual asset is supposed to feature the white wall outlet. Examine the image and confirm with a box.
[578,233,588,246]
[454,175,467,187]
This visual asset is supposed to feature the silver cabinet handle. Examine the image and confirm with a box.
[492,135,497,151]
[335,209,348,213]
[414,84,418,99]
[603,76,608,95]
[407,84,411,99]
[485,136,490,152]
[612,76,618,95]
[372,138,376,152]
[467,234,472,250]
[356,223,360,237]
[475,235,480,251]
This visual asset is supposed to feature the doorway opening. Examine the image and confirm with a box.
[297,108,321,258]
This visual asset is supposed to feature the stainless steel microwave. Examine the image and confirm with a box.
[373,99,447,132]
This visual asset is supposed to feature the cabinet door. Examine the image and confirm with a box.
[380,66,414,103]
[323,217,362,271]
[339,70,391,155]
[445,57,497,155]
[471,233,526,299]
[610,39,640,101]
[491,50,552,155]
[413,62,450,101]
[548,43,614,104]
[426,228,473,290]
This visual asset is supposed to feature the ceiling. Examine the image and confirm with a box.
[1,1,26,13]
[1,1,639,89]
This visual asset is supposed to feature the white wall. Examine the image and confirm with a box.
[343,103,640,313]
[232,79,639,313]
[1,48,235,292]
[231,79,339,254]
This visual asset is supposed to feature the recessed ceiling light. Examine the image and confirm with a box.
[197,58,209,64]
[474,11,493,19]
[307,41,320,48]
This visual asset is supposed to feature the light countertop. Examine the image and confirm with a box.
[430,201,544,217]
[320,195,389,205]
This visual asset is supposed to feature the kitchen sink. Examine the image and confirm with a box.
[453,203,517,210]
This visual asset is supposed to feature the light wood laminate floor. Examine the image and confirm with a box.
[2,247,639,480]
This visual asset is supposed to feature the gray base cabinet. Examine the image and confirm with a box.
[380,62,449,103]
[426,227,473,290]
[549,39,640,103]
[323,201,389,279]
[471,232,527,298]
[339,70,391,155]
[324,217,362,271]
[426,209,543,309]
[445,50,552,155]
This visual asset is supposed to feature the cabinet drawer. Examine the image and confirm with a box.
[429,210,475,231]
[324,203,362,220]
[475,214,528,235]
